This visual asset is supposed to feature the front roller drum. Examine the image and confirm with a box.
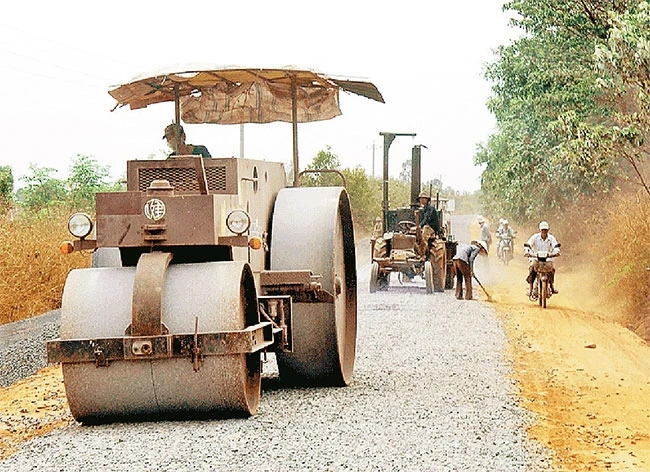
[58,261,260,423]
[270,187,357,386]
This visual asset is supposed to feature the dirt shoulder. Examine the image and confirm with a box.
[0,365,72,460]
[481,256,650,471]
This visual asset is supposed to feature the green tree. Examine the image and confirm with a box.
[300,145,346,187]
[476,0,639,223]
[19,164,67,212]
[67,154,112,211]
[342,167,378,228]
[0,165,13,209]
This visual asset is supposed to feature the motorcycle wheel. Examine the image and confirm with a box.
[540,278,548,308]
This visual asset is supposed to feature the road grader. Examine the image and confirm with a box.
[370,139,457,293]
[46,67,383,423]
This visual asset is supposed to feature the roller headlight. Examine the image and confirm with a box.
[226,210,251,235]
[67,213,94,238]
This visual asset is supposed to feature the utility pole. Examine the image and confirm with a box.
[379,131,416,233]
[372,141,376,178]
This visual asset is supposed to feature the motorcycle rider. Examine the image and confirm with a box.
[524,221,560,297]
[496,218,505,236]
[496,219,516,259]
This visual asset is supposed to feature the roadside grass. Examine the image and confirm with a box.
[596,191,650,340]
[0,209,90,325]
[551,190,650,342]
[1,193,649,343]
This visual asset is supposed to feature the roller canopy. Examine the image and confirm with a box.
[109,66,384,124]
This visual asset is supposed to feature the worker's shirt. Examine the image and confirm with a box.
[526,232,560,255]
[453,243,481,267]
[480,223,492,246]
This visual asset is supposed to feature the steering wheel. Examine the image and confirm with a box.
[398,220,417,233]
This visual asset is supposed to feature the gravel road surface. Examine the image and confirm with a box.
[1,225,553,471]
[0,309,59,388]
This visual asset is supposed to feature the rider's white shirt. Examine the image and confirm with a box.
[526,232,560,255]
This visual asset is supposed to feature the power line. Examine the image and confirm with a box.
[0,46,109,83]
[0,22,136,69]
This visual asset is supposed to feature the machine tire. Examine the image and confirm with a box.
[430,240,446,293]
[445,261,454,289]
[373,238,387,259]
[60,261,261,423]
[541,279,548,308]
[370,261,380,293]
[424,261,433,294]
[270,187,357,387]
[444,241,457,290]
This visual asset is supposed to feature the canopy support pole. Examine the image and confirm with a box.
[173,85,181,155]
[291,77,299,187]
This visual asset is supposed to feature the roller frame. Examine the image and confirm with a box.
[48,252,274,369]
[47,323,273,366]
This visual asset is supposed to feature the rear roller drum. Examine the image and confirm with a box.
[270,187,357,386]
[60,261,260,423]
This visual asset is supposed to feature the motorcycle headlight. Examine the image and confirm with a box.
[68,213,94,238]
[226,210,251,235]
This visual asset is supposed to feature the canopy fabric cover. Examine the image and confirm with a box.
[108,66,384,124]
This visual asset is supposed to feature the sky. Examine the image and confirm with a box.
[0,1,516,193]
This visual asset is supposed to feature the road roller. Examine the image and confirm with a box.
[46,66,384,423]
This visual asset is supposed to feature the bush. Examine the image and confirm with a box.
[0,209,90,324]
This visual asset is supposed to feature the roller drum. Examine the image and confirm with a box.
[270,186,357,386]
[60,261,260,423]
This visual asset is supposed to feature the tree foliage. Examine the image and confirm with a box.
[19,164,67,213]
[0,166,13,210]
[300,146,415,231]
[67,154,113,211]
[477,0,644,223]
[17,155,119,213]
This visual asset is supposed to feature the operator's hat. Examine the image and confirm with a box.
[539,221,549,230]
[418,191,430,200]
[471,240,488,255]
[163,122,184,139]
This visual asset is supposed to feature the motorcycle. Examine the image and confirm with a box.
[498,236,514,265]
[523,242,561,308]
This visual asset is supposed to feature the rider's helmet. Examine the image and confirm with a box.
[539,221,549,230]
